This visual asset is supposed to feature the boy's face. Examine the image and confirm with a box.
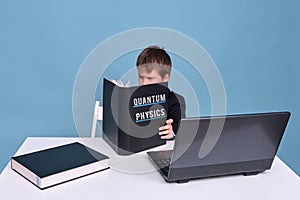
[138,68,169,85]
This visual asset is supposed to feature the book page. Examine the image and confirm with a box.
[110,79,130,87]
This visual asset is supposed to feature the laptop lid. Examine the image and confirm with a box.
[167,111,290,181]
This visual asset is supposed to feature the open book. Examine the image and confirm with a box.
[102,78,170,155]
[110,79,130,87]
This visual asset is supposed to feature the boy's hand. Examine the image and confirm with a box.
[159,119,174,139]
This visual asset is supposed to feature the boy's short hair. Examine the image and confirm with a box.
[136,46,172,79]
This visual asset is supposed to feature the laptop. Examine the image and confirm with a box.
[147,111,291,183]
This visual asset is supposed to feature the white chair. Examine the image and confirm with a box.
[91,101,103,138]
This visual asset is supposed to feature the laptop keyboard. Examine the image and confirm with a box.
[156,158,171,177]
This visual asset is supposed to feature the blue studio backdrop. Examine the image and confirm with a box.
[0,0,299,176]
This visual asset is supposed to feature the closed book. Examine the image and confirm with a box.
[11,142,109,189]
[103,78,169,155]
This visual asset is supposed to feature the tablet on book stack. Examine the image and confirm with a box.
[11,142,109,189]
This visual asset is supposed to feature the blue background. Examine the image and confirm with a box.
[0,0,299,176]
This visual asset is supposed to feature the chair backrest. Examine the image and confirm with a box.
[91,101,103,137]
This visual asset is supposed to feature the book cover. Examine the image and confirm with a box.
[11,142,109,189]
[102,78,169,155]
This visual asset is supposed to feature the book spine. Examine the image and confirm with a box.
[103,79,120,152]
[117,87,131,155]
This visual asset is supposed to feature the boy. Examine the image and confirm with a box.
[136,46,186,139]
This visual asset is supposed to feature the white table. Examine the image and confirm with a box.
[0,137,299,200]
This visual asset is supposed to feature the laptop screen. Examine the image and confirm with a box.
[171,112,290,168]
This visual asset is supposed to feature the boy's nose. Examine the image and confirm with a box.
[142,79,150,85]
[140,78,149,85]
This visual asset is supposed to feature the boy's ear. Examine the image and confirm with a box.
[163,74,170,82]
